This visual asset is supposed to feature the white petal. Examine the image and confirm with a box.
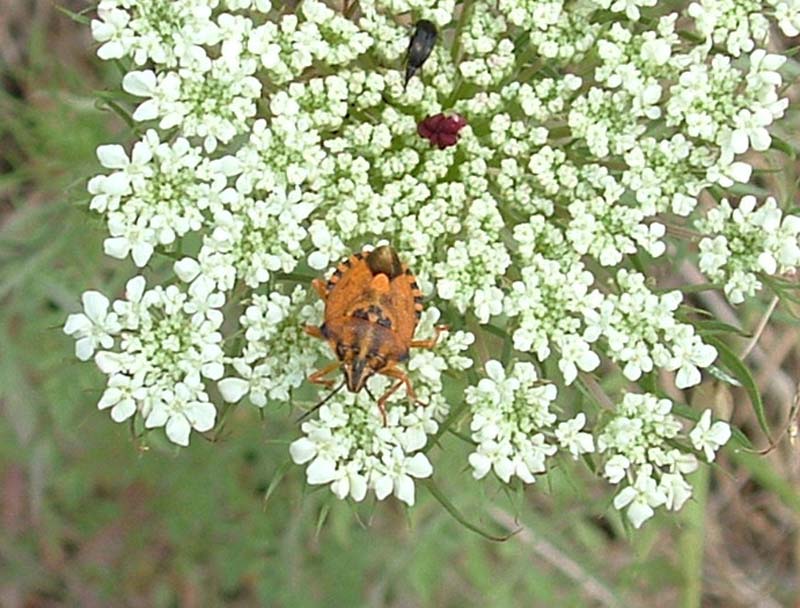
[103,172,130,195]
[96,144,129,169]
[75,337,95,361]
[174,258,202,283]
[613,486,636,510]
[126,276,146,302]
[144,407,168,429]
[103,237,130,259]
[110,399,136,422]
[132,100,159,122]
[626,501,655,528]
[468,452,491,479]
[94,350,122,374]
[675,365,701,389]
[98,387,122,409]
[82,291,109,322]
[166,415,192,446]
[218,378,250,403]
[131,140,154,165]
[373,474,393,500]
[201,361,224,381]
[693,343,717,367]
[63,313,90,336]
[330,477,350,499]
[394,474,416,506]
[406,453,433,478]
[750,128,771,151]
[306,457,337,484]
[709,421,732,445]
[289,437,317,464]
[307,251,329,270]
[350,474,368,502]
[122,70,156,97]
[97,40,125,60]
[494,457,514,483]
[186,402,216,432]
[730,129,749,154]
[484,360,505,382]
[131,242,154,267]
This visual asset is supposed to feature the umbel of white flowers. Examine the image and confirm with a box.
[62,0,800,526]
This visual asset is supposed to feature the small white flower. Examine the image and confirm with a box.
[613,465,666,528]
[555,414,595,459]
[659,472,693,511]
[63,291,121,361]
[690,410,731,461]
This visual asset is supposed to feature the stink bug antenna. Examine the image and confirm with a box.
[297,380,346,423]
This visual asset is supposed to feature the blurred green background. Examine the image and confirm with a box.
[1,2,800,606]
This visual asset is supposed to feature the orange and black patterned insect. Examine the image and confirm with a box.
[304,245,446,423]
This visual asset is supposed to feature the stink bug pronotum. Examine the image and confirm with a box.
[304,246,446,423]
[404,19,437,89]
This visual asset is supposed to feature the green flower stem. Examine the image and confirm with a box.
[422,478,517,542]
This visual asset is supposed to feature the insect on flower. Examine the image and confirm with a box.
[404,19,437,89]
[305,246,446,423]
[418,113,468,149]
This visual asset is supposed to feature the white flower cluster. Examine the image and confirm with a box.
[218,286,325,407]
[770,0,800,36]
[666,50,788,167]
[596,270,718,388]
[599,393,730,528]
[687,0,768,56]
[64,276,225,446]
[290,394,435,506]
[697,196,800,303]
[88,130,217,267]
[466,360,593,484]
[63,0,796,519]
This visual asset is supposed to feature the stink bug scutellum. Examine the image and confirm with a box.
[404,19,437,89]
[304,246,446,423]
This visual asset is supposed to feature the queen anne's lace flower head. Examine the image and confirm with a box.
[64,0,795,521]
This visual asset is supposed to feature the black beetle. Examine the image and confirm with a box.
[404,19,437,89]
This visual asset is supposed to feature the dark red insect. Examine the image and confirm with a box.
[418,113,467,149]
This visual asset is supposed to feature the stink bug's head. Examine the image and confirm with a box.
[336,342,388,393]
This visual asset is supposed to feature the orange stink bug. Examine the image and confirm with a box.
[304,245,446,423]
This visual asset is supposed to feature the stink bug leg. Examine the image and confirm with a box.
[304,324,324,339]
[308,361,341,388]
[410,324,448,349]
[311,278,328,300]
[377,365,425,425]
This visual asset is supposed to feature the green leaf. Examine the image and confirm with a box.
[706,364,742,387]
[263,460,293,508]
[54,4,92,25]
[702,336,772,443]
[693,319,751,338]
[732,451,800,513]
[770,135,797,160]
